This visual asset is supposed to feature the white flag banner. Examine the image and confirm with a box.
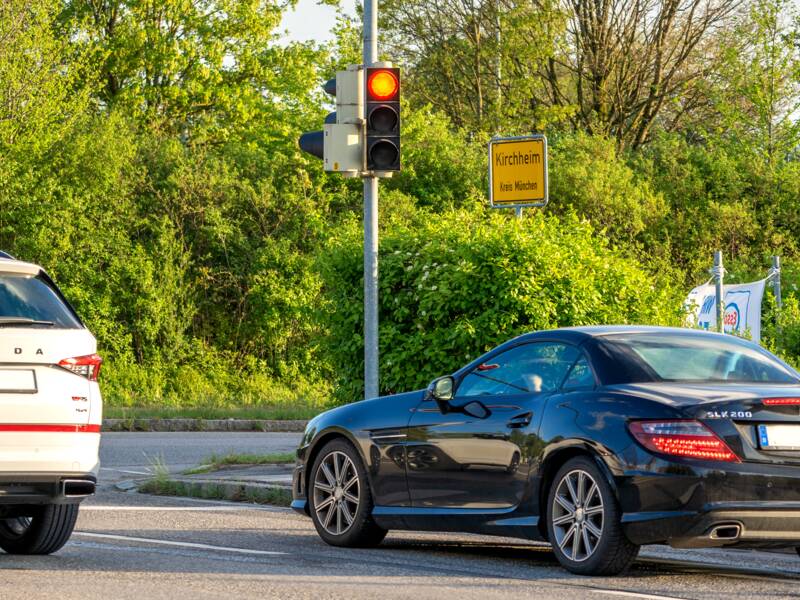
[685,279,767,342]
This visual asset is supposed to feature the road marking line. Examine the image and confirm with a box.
[592,591,686,600]
[74,532,288,556]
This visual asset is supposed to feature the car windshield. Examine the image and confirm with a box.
[0,273,82,329]
[601,332,800,384]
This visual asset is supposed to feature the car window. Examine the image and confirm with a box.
[561,356,595,391]
[0,274,82,328]
[601,333,800,384]
[457,342,579,397]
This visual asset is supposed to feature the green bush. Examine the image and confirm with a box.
[549,133,668,244]
[319,206,685,402]
[384,104,487,210]
[102,350,333,419]
[761,291,800,369]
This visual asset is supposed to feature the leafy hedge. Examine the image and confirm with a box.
[319,207,685,401]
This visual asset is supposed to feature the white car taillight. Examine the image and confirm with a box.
[58,353,102,382]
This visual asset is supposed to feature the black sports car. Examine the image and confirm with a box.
[291,326,800,575]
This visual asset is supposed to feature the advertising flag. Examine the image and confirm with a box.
[685,280,767,342]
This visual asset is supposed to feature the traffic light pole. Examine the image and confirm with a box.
[363,0,379,400]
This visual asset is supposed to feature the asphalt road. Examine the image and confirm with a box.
[99,432,302,479]
[4,488,800,600]
[3,433,799,599]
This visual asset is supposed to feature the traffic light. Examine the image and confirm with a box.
[365,67,400,172]
[299,67,364,175]
[298,64,401,174]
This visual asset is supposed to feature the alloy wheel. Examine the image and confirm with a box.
[313,450,360,536]
[551,468,604,562]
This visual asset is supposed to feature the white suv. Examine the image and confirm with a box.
[0,253,101,554]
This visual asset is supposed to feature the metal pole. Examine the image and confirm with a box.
[772,255,782,309]
[515,206,523,219]
[714,251,724,333]
[363,0,379,400]
[495,11,501,112]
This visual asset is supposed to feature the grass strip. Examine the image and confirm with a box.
[138,477,292,507]
[183,452,296,475]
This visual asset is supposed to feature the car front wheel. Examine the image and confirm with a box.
[0,504,79,555]
[309,439,387,548]
[546,456,639,576]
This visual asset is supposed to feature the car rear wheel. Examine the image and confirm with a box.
[0,504,79,555]
[309,439,387,548]
[547,456,639,575]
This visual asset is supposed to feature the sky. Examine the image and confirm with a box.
[280,0,358,44]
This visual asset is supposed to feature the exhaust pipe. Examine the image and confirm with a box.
[709,523,741,541]
[61,479,95,498]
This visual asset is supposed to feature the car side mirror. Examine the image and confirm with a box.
[426,375,455,412]
[430,376,454,402]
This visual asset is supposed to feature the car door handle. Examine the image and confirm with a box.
[507,412,532,429]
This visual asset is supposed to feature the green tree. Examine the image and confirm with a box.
[0,0,96,156]
[63,0,328,144]
[381,0,566,134]
[711,0,800,163]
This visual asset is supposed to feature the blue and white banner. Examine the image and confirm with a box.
[685,279,767,342]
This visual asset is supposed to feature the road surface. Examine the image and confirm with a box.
[2,433,798,599]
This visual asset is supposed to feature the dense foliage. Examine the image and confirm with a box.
[320,207,683,401]
[2,0,800,414]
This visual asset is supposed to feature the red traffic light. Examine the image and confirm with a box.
[367,69,399,101]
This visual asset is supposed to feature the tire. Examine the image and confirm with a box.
[0,504,79,555]
[309,438,387,548]
[546,456,639,576]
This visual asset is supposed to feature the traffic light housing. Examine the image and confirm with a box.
[365,67,401,172]
[299,67,364,175]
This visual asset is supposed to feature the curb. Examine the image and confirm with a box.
[170,476,292,490]
[102,418,308,433]
[123,477,293,506]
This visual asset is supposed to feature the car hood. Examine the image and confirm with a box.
[328,389,426,414]
[303,388,426,439]
[608,382,800,407]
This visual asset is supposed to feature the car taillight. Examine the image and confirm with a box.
[628,420,740,463]
[58,353,102,382]
[763,398,800,406]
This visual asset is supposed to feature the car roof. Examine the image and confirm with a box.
[514,325,730,344]
[0,253,42,276]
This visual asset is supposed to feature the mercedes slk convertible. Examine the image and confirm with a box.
[292,326,800,575]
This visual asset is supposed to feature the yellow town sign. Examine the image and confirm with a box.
[489,135,548,208]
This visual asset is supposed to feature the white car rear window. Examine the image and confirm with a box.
[0,274,82,329]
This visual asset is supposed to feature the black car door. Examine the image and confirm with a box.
[405,341,582,509]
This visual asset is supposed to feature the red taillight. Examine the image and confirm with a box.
[58,353,102,382]
[628,420,740,463]
[763,398,800,406]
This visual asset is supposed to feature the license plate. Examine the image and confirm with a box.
[758,424,800,451]
[0,369,37,393]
